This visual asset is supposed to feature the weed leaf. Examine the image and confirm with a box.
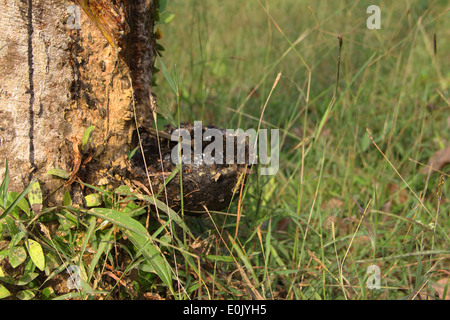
[87,208,174,294]
[81,125,95,153]
[28,181,43,215]
[9,246,27,268]
[47,168,70,180]
[25,239,45,271]
[0,179,36,220]
[0,284,11,299]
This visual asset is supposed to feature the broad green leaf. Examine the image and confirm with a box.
[8,192,30,217]
[16,289,36,300]
[87,208,174,294]
[158,0,167,12]
[81,125,95,152]
[121,201,146,217]
[4,215,17,234]
[0,265,4,277]
[0,275,14,285]
[56,212,74,230]
[139,261,155,273]
[85,193,102,207]
[28,182,42,205]
[0,284,11,299]
[0,179,36,220]
[47,168,70,180]
[41,287,55,300]
[115,185,131,194]
[159,11,175,24]
[17,272,39,286]
[25,239,45,271]
[63,190,72,207]
[88,207,155,242]
[9,231,25,248]
[28,181,43,214]
[0,250,9,262]
[9,246,27,268]
[156,43,165,52]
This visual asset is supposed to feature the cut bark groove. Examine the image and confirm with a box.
[126,124,251,214]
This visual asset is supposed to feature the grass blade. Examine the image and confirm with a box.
[115,188,193,238]
[0,159,9,208]
[0,179,36,220]
[87,227,114,282]
[87,208,174,295]
[157,55,177,94]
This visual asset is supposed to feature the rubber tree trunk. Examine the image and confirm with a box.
[0,0,156,203]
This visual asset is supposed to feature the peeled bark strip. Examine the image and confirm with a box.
[0,1,156,204]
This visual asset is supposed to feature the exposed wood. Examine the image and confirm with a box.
[0,0,156,204]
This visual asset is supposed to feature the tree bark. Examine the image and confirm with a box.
[0,0,156,204]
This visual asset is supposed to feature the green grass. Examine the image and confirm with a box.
[0,0,449,300]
